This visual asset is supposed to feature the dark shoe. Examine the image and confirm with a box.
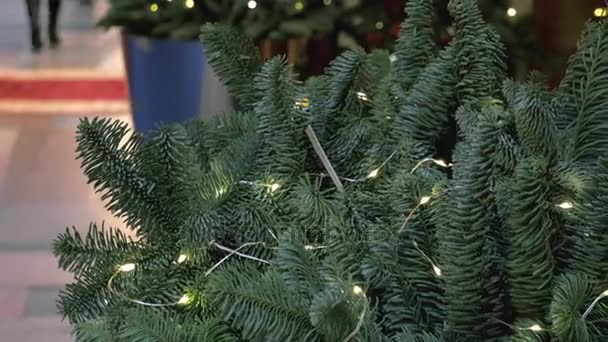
[49,33,61,48]
[49,19,61,48]
[31,28,43,52]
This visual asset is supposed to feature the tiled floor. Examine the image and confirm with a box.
[0,1,127,340]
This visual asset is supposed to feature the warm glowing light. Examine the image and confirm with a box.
[149,3,159,12]
[119,263,136,272]
[528,324,542,332]
[594,8,608,17]
[303,245,327,251]
[353,286,364,295]
[295,97,311,110]
[269,183,280,193]
[185,0,194,8]
[420,196,431,205]
[177,254,188,264]
[433,159,450,168]
[375,21,385,30]
[556,201,574,209]
[323,0,332,5]
[507,8,517,17]
[411,157,452,173]
[367,169,380,179]
[178,294,192,305]
[356,91,371,102]
[294,1,304,11]
[215,187,226,198]
[247,0,257,9]
[433,265,442,277]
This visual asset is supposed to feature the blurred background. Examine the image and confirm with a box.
[0,0,605,340]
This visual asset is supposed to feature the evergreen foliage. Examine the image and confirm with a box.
[99,0,345,41]
[54,0,608,340]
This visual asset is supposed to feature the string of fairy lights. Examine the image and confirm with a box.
[145,0,391,36]
[104,91,589,339]
[148,0,195,12]
[147,0,336,13]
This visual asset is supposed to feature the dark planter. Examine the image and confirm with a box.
[123,33,205,134]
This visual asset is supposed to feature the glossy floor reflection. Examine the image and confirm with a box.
[0,114,133,341]
[0,1,126,340]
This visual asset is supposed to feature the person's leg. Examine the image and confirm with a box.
[49,0,61,46]
[25,0,43,51]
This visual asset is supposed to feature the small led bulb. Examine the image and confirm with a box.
[215,187,226,198]
[556,201,574,209]
[247,0,257,9]
[353,286,364,295]
[356,91,371,102]
[178,294,192,305]
[295,97,311,110]
[594,8,608,17]
[269,183,280,193]
[433,159,451,168]
[119,263,136,272]
[419,196,431,205]
[433,265,442,277]
[528,324,542,332]
[367,169,380,179]
[177,254,188,264]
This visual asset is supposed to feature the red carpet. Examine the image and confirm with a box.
[0,69,129,115]
[0,79,127,100]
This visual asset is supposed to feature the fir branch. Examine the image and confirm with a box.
[255,56,303,175]
[200,23,261,110]
[566,158,608,279]
[442,108,510,340]
[73,319,115,342]
[503,76,559,160]
[324,49,371,115]
[53,223,138,277]
[207,263,318,341]
[76,118,173,239]
[393,0,436,92]
[58,269,115,324]
[309,282,367,341]
[507,157,558,318]
[119,308,239,342]
[288,175,339,231]
[391,330,445,342]
[557,21,608,162]
[449,0,507,134]
[275,228,322,305]
[549,273,598,341]
[391,44,457,155]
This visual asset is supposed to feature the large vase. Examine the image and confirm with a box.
[123,34,205,134]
